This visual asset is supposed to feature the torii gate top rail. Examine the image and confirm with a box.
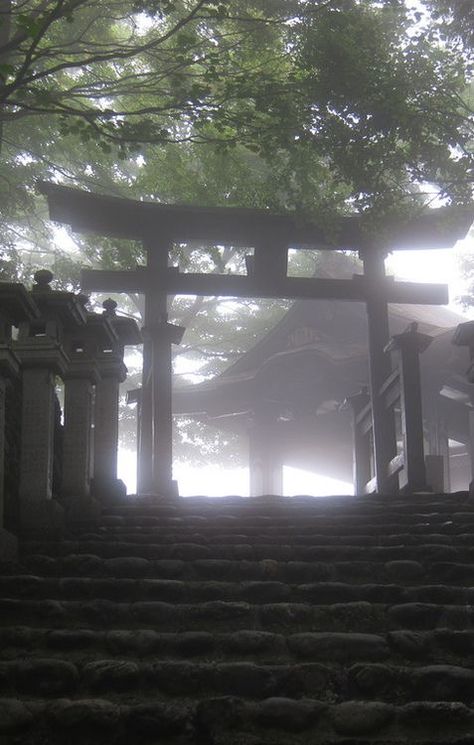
[40,181,472,251]
[39,181,474,496]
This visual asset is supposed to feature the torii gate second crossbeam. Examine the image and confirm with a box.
[39,182,474,496]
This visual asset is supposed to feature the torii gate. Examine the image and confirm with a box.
[39,182,473,496]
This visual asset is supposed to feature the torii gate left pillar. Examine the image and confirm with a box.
[137,236,184,496]
[89,233,183,497]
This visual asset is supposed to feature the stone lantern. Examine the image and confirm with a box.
[15,270,87,536]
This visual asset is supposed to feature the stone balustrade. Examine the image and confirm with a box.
[0,272,141,556]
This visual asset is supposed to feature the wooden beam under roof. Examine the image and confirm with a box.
[39,181,474,252]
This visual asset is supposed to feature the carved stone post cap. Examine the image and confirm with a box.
[142,322,184,345]
[453,320,474,348]
[103,298,118,316]
[385,322,432,354]
[341,386,370,412]
[32,269,53,291]
[76,293,90,308]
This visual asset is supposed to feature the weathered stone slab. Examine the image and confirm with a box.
[328,700,394,735]
[288,632,389,662]
[14,658,79,696]
[0,698,34,733]
[48,698,120,730]
[253,697,323,732]
[82,659,140,693]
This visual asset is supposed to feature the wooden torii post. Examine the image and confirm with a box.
[39,182,473,496]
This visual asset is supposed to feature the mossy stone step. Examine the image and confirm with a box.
[2,597,474,632]
[1,695,473,743]
[72,530,464,545]
[5,627,474,667]
[1,574,473,605]
[1,657,474,705]
[16,554,474,586]
[20,539,469,562]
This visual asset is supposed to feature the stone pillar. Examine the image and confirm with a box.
[139,236,184,498]
[93,360,126,501]
[62,377,95,498]
[61,301,117,524]
[248,410,283,496]
[0,354,20,561]
[425,390,450,492]
[143,320,184,497]
[453,321,474,496]
[343,388,372,495]
[0,282,39,557]
[91,299,141,502]
[385,322,433,493]
[126,388,141,476]
[17,365,66,535]
[358,246,398,495]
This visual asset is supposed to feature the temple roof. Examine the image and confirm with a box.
[173,253,468,420]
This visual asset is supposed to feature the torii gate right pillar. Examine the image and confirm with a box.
[359,245,398,494]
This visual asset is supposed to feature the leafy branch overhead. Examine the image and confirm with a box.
[1,0,472,211]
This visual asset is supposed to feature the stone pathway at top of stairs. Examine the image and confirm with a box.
[2,493,474,744]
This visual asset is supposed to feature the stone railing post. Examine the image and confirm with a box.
[452,321,474,496]
[248,408,283,496]
[92,299,141,502]
[15,270,86,536]
[385,322,433,493]
[0,283,39,559]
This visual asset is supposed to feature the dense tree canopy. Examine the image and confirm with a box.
[1,1,472,240]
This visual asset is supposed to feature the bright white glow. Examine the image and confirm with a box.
[117,450,353,497]
[176,464,250,496]
[117,448,137,492]
[283,467,353,496]
[386,237,474,317]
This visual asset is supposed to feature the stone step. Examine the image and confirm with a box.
[90,515,474,530]
[97,512,474,528]
[17,554,474,585]
[2,695,473,743]
[20,540,470,562]
[3,627,474,667]
[1,656,474,705]
[0,598,472,632]
[1,575,473,605]
[5,494,474,744]
[73,530,472,545]
[101,494,469,512]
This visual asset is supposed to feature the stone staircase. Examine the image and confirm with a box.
[2,494,474,743]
